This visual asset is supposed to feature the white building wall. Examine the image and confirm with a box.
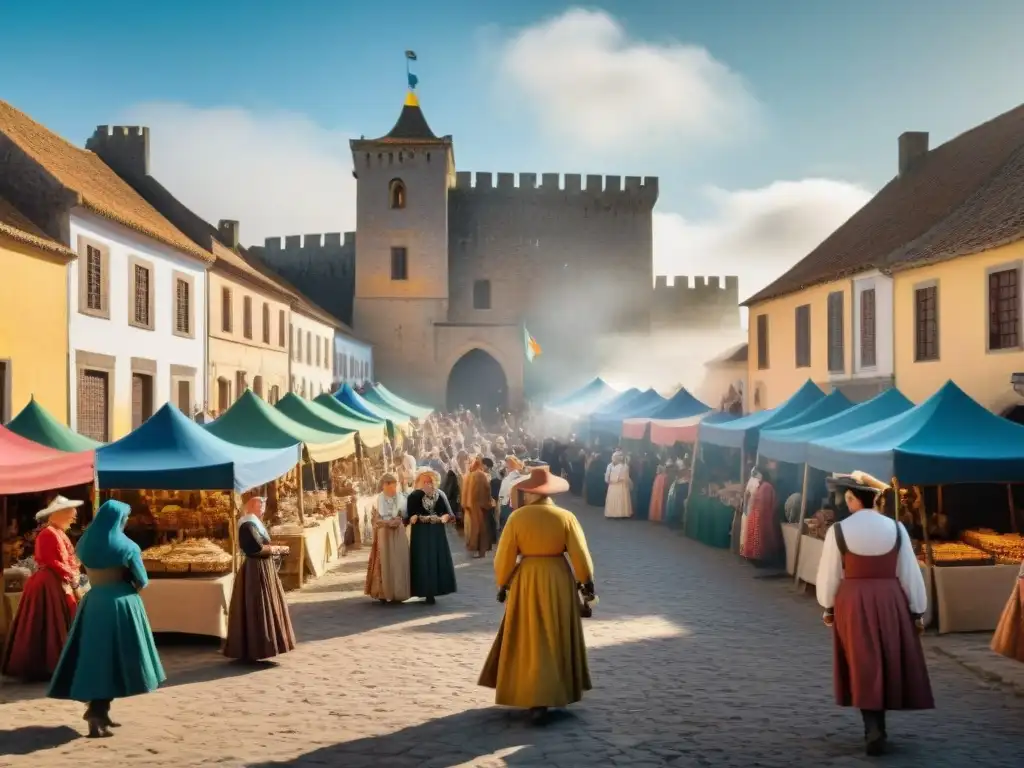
[290,310,335,398]
[334,333,374,387]
[850,270,895,379]
[68,209,207,438]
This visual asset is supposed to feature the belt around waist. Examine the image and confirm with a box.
[86,567,126,586]
[521,554,566,558]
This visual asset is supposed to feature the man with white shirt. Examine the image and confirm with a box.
[816,472,933,757]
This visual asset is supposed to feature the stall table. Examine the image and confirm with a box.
[795,535,824,586]
[685,495,735,549]
[781,523,800,575]
[302,516,342,579]
[933,563,1019,634]
[140,574,234,639]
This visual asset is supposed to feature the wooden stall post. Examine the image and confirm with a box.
[902,479,933,568]
[296,461,306,526]
[1007,484,1019,534]
[792,463,811,589]
[1,496,7,591]
[230,492,240,576]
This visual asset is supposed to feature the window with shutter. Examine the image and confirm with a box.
[177,380,191,414]
[988,268,1021,350]
[860,288,877,368]
[222,287,233,333]
[262,302,270,344]
[794,304,811,368]
[390,247,408,280]
[77,369,110,442]
[914,285,939,361]
[131,373,154,429]
[279,310,286,347]
[243,296,253,339]
[175,277,191,336]
[236,371,247,399]
[217,378,231,413]
[306,331,312,364]
[133,264,151,327]
[253,375,264,398]
[295,326,301,361]
[756,314,769,370]
[316,337,321,367]
[827,291,845,373]
[86,245,104,312]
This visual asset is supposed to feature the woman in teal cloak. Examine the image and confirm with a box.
[48,499,165,738]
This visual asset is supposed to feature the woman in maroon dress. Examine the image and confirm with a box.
[741,464,783,567]
[816,474,933,756]
[2,496,84,681]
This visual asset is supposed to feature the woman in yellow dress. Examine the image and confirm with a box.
[478,466,595,723]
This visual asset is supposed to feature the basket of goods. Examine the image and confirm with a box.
[140,538,233,575]
[960,529,1024,565]
[918,541,994,567]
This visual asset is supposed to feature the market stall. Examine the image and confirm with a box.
[805,380,1024,633]
[590,389,666,435]
[334,382,410,431]
[365,382,433,419]
[5,397,102,451]
[0,425,96,648]
[685,380,825,550]
[545,377,619,416]
[312,393,388,449]
[758,389,914,578]
[621,387,711,441]
[96,404,298,639]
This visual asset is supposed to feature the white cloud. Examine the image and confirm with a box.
[653,178,873,304]
[496,8,754,152]
[121,102,356,246]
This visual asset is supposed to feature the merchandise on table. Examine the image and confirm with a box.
[959,529,1024,565]
[804,508,836,540]
[915,540,993,567]
[141,538,234,575]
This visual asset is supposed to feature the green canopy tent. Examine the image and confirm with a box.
[206,390,356,462]
[368,383,433,419]
[6,396,101,452]
[312,394,388,449]
[276,393,387,449]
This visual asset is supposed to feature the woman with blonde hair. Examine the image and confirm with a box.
[364,472,411,604]
[406,468,457,604]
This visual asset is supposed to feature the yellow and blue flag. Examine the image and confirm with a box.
[524,327,542,363]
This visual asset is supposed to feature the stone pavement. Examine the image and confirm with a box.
[1,497,1022,768]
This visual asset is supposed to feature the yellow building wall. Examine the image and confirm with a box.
[0,235,70,421]
[697,361,747,408]
[894,241,1024,413]
[746,281,853,410]
[208,271,290,411]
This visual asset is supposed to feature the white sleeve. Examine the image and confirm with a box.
[896,522,928,615]
[815,526,844,609]
[605,464,612,483]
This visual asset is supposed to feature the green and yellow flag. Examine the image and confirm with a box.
[524,326,542,363]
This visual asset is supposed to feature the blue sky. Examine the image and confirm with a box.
[3,0,1023,296]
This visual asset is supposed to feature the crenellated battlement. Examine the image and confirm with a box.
[452,171,658,203]
[262,231,356,254]
[651,275,741,330]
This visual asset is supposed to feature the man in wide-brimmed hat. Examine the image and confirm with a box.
[479,465,595,723]
[816,471,932,756]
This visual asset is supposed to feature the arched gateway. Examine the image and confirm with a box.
[446,349,508,420]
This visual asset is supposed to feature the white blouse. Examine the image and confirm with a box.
[377,492,407,521]
[605,463,629,484]
[816,509,928,615]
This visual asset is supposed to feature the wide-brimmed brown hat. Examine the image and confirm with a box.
[826,471,889,497]
[515,466,569,497]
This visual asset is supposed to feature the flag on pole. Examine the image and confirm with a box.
[405,50,418,60]
[405,50,419,90]
[523,327,542,363]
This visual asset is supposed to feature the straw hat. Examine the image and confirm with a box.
[826,472,888,497]
[515,466,569,497]
[36,495,83,522]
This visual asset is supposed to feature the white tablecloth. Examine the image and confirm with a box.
[302,516,343,579]
[796,535,824,585]
[140,574,234,639]
[934,563,1019,634]
[781,523,800,576]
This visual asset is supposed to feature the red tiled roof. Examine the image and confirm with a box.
[0,195,75,259]
[744,103,1024,306]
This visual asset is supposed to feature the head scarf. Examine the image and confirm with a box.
[76,499,140,569]
[239,497,270,542]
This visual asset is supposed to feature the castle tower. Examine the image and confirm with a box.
[349,89,455,404]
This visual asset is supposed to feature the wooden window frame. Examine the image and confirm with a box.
[243,296,253,340]
[77,236,111,320]
[127,255,156,331]
[0,359,11,423]
[316,336,321,367]
[306,331,312,365]
[171,364,196,416]
[827,291,845,374]
[388,178,407,210]
[221,286,233,334]
[279,310,286,347]
[473,279,492,310]
[985,261,1023,353]
[172,270,196,339]
[390,246,408,281]
[794,304,811,369]
[75,350,115,442]
[859,287,877,369]
[262,302,271,344]
[913,279,940,362]
[296,327,302,361]
[756,314,769,370]
[130,356,157,430]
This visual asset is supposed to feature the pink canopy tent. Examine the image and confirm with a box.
[0,424,95,494]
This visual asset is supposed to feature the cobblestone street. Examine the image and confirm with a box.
[2,497,1022,767]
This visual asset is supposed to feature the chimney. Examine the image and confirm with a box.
[898,131,929,176]
[218,219,240,249]
[86,125,150,180]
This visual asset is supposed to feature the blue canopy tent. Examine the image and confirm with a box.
[591,389,666,434]
[547,377,617,411]
[368,383,433,419]
[807,381,1024,485]
[760,389,853,433]
[586,387,642,419]
[698,380,826,451]
[620,387,712,440]
[96,404,299,492]
[758,389,913,465]
[334,383,408,436]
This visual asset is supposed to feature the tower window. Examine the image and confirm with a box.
[389,179,406,210]
[391,247,408,281]
[473,279,492,310]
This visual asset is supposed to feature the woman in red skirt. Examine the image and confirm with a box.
[2,496,84,681]
[816,474,933,756]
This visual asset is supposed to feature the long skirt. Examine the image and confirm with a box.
[991,579,1024,662]
[742,506,784,564]
[466,506,494,555]
[409,524,457,599]
[833,579,934,711]
[479,555,591,708]
[604,482,632,519]
[2,569,77,681]
[48,583,164,702]
[648,476,667,522]
[365,523,412,602]
[224,556,297,662]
